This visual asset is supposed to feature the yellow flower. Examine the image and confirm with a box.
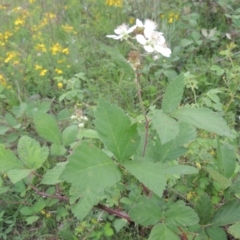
[41,210,46,215]
[15,18,25,26]
[186,192,194,200]
[5,52,17,63]
[62,48,69,54]
[35,64,42,70]
[29,0,36,3]
[62,24,74,33]
[35,43,46,53]
[46,212,51,218]
[168,17,173,23]
[40,69,48,76]
[50,43,62,55]
[195,162,202,169]
[0,74,7,86]
[55,68,63,74]
[105,0,122,7]
[129,17,135,24]
[57,82,63,89]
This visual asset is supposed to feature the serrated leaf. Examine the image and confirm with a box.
[152,110,179,144]
[50,143,66,156]
[148,223,180,240]
[95,99,140,162]
[171,107,233,138]
[18,136,49,169]
[195,193,213,224]
[211,200,240,226]
[33,112,62,144]
[165,201,199,226]
[0,145,23,173]
[228,222,240,239]
[205,167,231,189]
[60,142,122,219]
[217,139,236,178]
[123,161,167,198]
[7,169,32,184]
[129,197,162,226]
[41,162,67,185]
[61,125,78,146]
[206,226,227,240]
[162,73,185,114]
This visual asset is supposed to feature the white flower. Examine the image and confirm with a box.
[136,31,171,57]
[135,19,158,35]
[106,24,136,41]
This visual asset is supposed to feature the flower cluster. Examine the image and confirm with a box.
[106,18,171,58]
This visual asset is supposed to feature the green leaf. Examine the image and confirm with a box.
[18,136,49,169]
[148,223,180,240]
[113,219,128,233]
[211,200,240,226]
[26,216,39,225]
[195,193,213,224]
[100,45,134,79]
[20,206,34,215]
[77,129,99,140]
[205,167,231,190]
[0,126,10,135]
[50,143,66,156]
[32,199,46,212]
[129,197,162,226]
[171,107,233,138]
[5,112,17,127]
[152,110,179,144]
[228,222,240,239]
[60,142,122,219]
[155,136,187,163]
[206,226,227,240]
[160,164,198,175]
[162,73,185,114]
[95,99,140,162]
[0,145,23,173]
[33,112,62,144]
[123,161,167,198]
[41,162,67,185]
[217,140,236,178]
[7,169,32,184]
[61,125,78,146]
[165,201,199,226]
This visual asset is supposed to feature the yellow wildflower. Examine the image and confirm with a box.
[41,210,46,215]
[195,162,202,169]
[105,0,123,7]
[57,82,63,89]
[46,212,51,218]
[35,43,47,53]
[186,192,194,200]
[62,24,74,33]
[5,52,17,63]
[129,17,135,24]
[40,69,48,76]
[168,17,173,23]
[45,12,56,19]
[62,48,69,54]
[29,0,36,3]
[55,68,63,74]
[0,5,6,10]
[50,43,62,55]
[0,74,7,86]
[15,18,25,26]
[34,64,42,70]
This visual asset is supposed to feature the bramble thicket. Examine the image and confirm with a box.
[0,0,240,239]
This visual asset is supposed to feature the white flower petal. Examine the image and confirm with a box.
[136,18,144,27]
[154,45,172,57]
[106,35,118,39]
[128,24,137,33]
[144,45,154,52]
[136,34,147,45]
[144,19,157,32]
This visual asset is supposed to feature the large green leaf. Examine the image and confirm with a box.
[148,223,180,240]
[95,99,140,162]
[7,169,32,184]
[206,226,227,240]
[123,161,167,198]
[100,45,134,79]
[171,107,233,138]
[41,162,67,185]
[33,112,62,144]
[205,167,231,190]
[216,139,236,178]
[0,145,23,173]
[195,193,213,224]
[152,110,179,144]
[165,201,199,226]
[227,222,240,239]
[162,73,185,114]
[61,125,78,146]
[160,164,198,175]
[18,136,49,169]
[129,197,162,226]
[211,200,240,226]
[60,142,122,219]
